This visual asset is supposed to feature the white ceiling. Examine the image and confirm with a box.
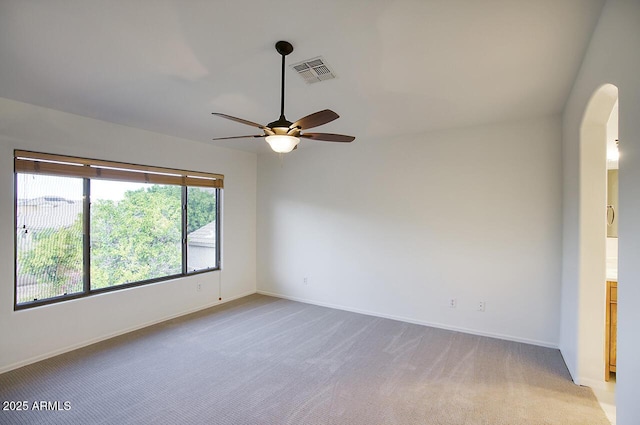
[0,0,605,153]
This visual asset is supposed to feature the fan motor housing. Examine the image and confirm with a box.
[275,41,293,56]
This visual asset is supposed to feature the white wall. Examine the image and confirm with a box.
[560,0,640,423]
[257,116,562,347]
[0,97,257,372]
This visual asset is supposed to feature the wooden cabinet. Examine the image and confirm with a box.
[605,280,617,380]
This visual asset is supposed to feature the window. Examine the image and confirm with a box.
[16,174,84,303]
[187,187,218,272]
[90,181,183,288]
[14,150,223,309]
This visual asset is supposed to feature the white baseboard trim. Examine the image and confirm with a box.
[0,290,256,374]
[257,290,559,349]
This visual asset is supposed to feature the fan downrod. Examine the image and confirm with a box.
[275,41,293,56]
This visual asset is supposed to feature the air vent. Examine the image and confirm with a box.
[290,56,336,84]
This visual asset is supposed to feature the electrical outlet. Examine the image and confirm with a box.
[478,301,486,312]
[197,283,202,292]
[303,277,308,285]
[449,298,457,308]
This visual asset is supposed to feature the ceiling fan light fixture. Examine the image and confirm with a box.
[266,135,300,153]
[211,41,354,150]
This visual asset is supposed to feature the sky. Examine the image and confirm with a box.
[16,174,151,202]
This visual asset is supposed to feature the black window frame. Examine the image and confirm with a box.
[13,150,222,310]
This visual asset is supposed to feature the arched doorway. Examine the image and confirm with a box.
[578,83,618,419]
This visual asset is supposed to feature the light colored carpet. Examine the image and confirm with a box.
[0,294,610,424]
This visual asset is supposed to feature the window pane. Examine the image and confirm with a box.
[16,174,84,304]
[187,187,217,272]
[90,181,182,288]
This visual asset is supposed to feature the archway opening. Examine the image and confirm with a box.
[578,83,618,419]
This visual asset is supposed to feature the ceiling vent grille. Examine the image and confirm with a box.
[291,57,336,84]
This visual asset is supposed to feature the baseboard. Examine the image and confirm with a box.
[257,290,559,349]
[558,346,578,383]
[0,290,256,374]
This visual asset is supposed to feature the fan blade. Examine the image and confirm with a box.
[212,135,265,140]
[212,113,266,129]
[291,110,339,130]
[300,133,355,143]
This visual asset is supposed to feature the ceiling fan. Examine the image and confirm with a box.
[211,41,355,153]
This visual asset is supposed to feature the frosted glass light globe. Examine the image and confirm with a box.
[265,135,300,153]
